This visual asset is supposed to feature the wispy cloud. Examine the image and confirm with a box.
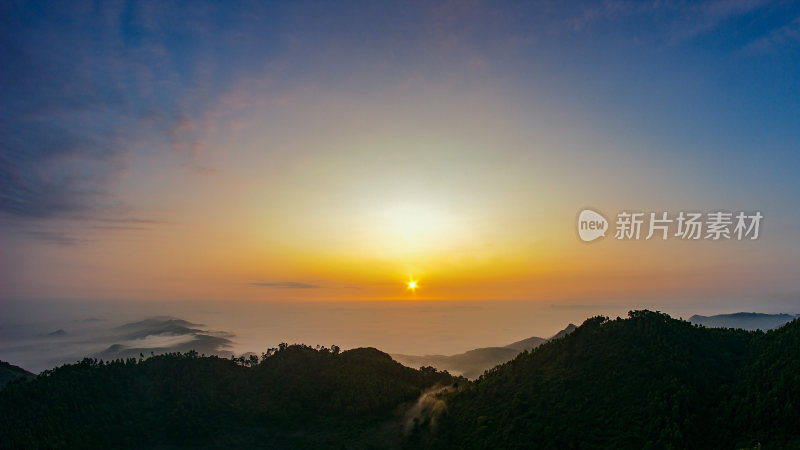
[24,231,90,246]
[743,15,800,53]
[665,0,772,44]
[0,1,235,224]
[560,0,776,46]
[250,282,322,289]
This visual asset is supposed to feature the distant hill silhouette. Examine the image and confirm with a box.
[415,311,800,449]
[690,312,799,330]
[392,324,577,379]
[0,361,34,387]
[504,335,546,351]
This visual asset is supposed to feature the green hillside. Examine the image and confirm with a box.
[0,361,35,387]
[421,311,799,449]
[0,344,458,449]
[3,312,798,449]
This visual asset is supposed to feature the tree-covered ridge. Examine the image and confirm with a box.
[3,312,799,449]
[422,311,800,449]
[722,315,800,446]
[0,344,458,449]
[0,360,34,387]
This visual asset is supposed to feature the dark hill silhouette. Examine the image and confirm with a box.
[3,313,799,449]
[417,311,800,449]
[0,361,34,387]
[0,344,459,449]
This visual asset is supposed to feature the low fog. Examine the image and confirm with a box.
[1,298,796,373]
[0,312,234,373]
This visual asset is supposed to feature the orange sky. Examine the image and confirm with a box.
[2,2,799,311]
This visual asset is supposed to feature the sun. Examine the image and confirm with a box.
[406,279,418,292]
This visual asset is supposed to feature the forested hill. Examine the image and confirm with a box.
[0,345,458,449]
[2,312,799,449]
[419,311,800,449]
[0,361,34,387]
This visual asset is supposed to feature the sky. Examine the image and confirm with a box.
[2,0,799,314]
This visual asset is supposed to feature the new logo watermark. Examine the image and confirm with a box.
[577,209,762,242]
[578,209,608,242]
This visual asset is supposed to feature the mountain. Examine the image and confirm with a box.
[3,313,799,448]
[503,335,546,351]
[547,322,578,340]
[0,344,459,449]
[0,361,35,387]
[392,348,520,380]
[415,311,800,449]
[392,324,577,379]
[690,312,799,330]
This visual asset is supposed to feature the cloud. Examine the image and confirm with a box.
[250,282,322,289]
[24,231,90,246]
[1,3,135,220]
[0,316,235,372]
[665,0,772,44]
[559,0,778,46]
[0,123,120,219]
[97,317,235,360]
[0,1,234,223]
[743,16,800,53]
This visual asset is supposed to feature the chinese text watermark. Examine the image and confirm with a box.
[578,209,762,242]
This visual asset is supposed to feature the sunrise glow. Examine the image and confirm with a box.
[2,3,800,446]
[0,1,797,308]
